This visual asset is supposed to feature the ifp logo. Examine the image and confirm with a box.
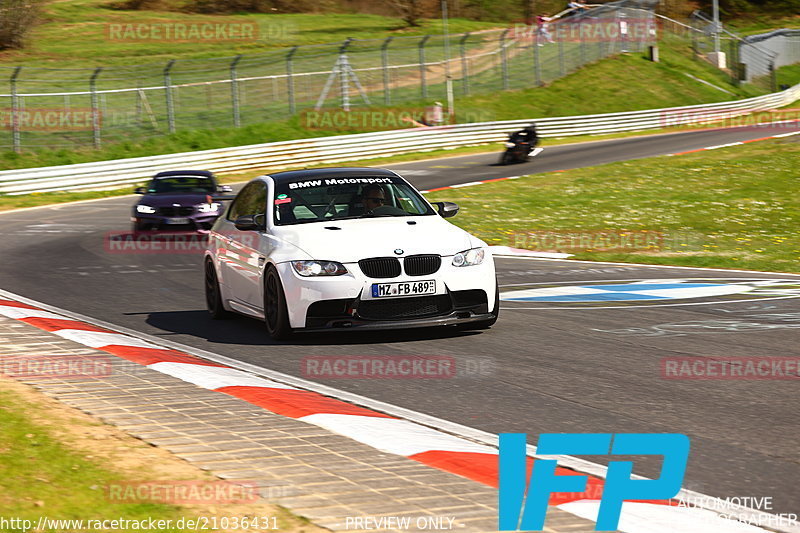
[499,433,690,531]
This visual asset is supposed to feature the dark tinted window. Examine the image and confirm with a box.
[227,181,267,222]
[272,175,434,226]
[148,176,215,194]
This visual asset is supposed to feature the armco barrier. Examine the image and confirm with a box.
[1,82,798,195]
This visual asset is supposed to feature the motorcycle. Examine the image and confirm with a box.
[499,140,543,165]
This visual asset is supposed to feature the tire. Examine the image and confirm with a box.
[263,266,292,340]
[205,259,231,320]
[499,151,513,166]
[455,283,499,331]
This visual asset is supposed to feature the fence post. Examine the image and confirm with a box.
[533,29,542,86]
[89,67,103,150]
[230,54,243,127]
[419,35,430,99]
[339,38,353,111]
[500,29,510,90]
[163,60,176,134]
[558,34,566,76]
[729,39,739,86]
[381,37,393,105]
[286,46,298,115]
[598,28,605,59]
[10,67,22,153]
[769,61,777,92]
[460,33,470,95]
[579,19,587,65]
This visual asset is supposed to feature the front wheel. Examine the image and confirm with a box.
[499,150,513,166]
[205,259,231,320]
[264,266,292,340]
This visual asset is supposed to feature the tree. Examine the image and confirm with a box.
[388,0,437,27]
[0,0,43,50]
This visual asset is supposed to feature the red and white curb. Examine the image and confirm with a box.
[0,293,789,533]
[668,130,800,156]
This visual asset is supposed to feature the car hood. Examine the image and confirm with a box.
[270,215,482,263]
[138,193,211,206]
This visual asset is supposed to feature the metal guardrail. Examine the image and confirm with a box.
[1,82,798,195]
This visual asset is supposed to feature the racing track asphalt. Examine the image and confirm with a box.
[1,124,798,517]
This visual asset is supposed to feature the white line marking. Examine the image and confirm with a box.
[704,142,743,150]
[449,181,484,188]
[773,131,800,138]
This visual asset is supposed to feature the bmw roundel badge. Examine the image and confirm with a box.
[394,249,404,255]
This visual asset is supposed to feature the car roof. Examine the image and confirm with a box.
[153,170,215,179]
[265,167,399,184]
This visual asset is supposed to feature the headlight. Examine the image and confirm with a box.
[197,202,221,213]
[136,204,156,214]
[452,247,485,267]
[291,260,348,277]
[505,142,516,148]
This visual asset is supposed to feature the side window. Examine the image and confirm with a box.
[227,182,266,221]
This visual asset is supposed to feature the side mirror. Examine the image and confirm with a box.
[433,201,459,218]
[134,186,147,194]
[234,214,264,231]
[217,184,233,193]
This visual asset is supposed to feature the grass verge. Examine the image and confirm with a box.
[0,377,319,531]
[426,138,800,273]
[0,3,498,67]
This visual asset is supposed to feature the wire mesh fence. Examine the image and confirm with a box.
[686,11,799,93]
[0,2,660,152]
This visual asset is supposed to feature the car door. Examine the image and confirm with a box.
[221,181,267,309]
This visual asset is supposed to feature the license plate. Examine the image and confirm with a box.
[166,217,190,224]
[371,280,436,298]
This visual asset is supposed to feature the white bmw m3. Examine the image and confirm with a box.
[204,167,498,339]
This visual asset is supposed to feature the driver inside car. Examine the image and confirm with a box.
[361,184,387,214]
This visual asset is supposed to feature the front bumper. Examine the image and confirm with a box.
[133,215,219,231]
[303,310,495,332]
[276,256,497,330]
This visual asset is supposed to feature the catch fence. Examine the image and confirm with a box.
[0,1,658,152]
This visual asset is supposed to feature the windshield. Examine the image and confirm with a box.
[148,176,216,194]
[273,175,435,226]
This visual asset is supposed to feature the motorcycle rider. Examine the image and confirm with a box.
[508,124,539,155]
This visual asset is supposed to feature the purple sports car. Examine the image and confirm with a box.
[131,170,232,232]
